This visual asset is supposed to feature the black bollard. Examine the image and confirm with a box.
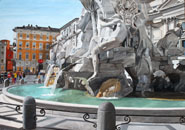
[97,102,116,130]
[4,79,9,87]
[23,96,36,130]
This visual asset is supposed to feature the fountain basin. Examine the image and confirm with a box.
[3,84,185,117]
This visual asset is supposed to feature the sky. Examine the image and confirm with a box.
[0,0,83,43]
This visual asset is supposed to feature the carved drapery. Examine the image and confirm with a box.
[80,0,98,36]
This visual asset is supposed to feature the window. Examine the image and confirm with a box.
[46,43,50,50]
[39,43,43,50]
[26,67,29,71]
[1,59,3,63]
[40,35,43,40]
[182,40,185,48]
[26,42,29,47]
[34,35,36,40]
[19,33,22,39]
[73,24,75,32]
[47,36,49,41]
[1,51,4,55]
[19,52,22,60]
[19,42,22,47]
[32,53,36,60]
[27,34,29,39]
[46,53,49,59]
[39,53,42,59]
[32,42,36,48]
[19,67,21,71]
[182,22,185,31]
[26,53,29,60]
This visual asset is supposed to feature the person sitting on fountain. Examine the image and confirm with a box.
[88,13,128,81]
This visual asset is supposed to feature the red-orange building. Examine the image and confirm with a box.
[0,40,14,72]
[13,25,60,73]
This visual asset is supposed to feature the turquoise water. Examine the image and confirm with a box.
[7,84,185,108]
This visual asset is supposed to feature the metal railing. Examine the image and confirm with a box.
[0,98,97,129]
[0,98,185,130]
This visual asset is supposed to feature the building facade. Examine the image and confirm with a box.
[50,18,79,66]
[6,43,14,72]
[148,0,185,43]
[59,18,79,57]
[13,25,60,73]
[0,40,8,72]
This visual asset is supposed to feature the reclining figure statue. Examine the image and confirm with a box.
[89,14,128,81]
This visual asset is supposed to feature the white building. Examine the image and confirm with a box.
[52,18,79,64]
[0,41,7,72]
[148,0,185,43]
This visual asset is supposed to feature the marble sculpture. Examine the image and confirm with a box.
[46,0,185,98]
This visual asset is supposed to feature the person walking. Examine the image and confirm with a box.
[7,72,11,82]
[19,72,22,79]
[14,72,17,83]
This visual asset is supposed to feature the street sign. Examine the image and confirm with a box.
[38,59,43,63]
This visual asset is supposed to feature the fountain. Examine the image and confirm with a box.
[2,0,185,118]
[51,69,63,94]
[44,64,55,87]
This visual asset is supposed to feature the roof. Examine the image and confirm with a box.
[0,39,10,42]
[158,0,182,10]
[148,0,184,20]
[13,25,60,32]
[60,18,79,30]
[0,40,10,45]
